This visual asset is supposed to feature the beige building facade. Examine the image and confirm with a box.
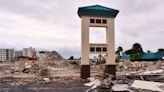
[78,5,119,78]
[23,47,36,59]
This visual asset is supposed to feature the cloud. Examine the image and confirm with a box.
[0,0,163,58]
[115,0,164,52]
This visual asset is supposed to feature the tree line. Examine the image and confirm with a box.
[116,42,164,61]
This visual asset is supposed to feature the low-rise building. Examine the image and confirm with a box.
[118,52,164,61]
[23,47,36,59]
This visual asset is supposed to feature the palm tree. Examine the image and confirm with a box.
[116,46,123,56]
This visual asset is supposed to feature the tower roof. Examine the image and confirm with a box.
[78,5,119,18]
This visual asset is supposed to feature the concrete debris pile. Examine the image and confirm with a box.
[39,68,50,77]
[147,60,162,71]
[84,60,164,92]
[0,63,13,76]
[84,73,132,92]
[84,73,114,92]
[46,51,65,61]
[22,64,41,74]
[123,74,164,83]
[22,62,51,77]
[9,61,42,75]
[119,61,164,76]
[44,51,68,68]
[0,49,76,84]
[11,61,25,73]
[91,64,105,73]
[0,61,51,78]
[85,74,164,92]
[123,61,152,72]
[121,61,164,81]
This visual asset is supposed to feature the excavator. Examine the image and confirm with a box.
[31,50,36,64]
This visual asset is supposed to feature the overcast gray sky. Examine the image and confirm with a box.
[0,0,163,58]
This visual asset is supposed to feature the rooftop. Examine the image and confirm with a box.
[78,5,119,18]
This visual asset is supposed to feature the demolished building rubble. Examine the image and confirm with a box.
[0,50,164,92]
[84,60,164,92]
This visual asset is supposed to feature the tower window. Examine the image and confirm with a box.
[96,47,101,52]
[90,19,95,23]
[103,47,107,52]
[96,19,101,24]
[90,47,95,52]
[102,19,107,24]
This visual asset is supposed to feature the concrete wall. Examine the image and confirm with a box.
[81,16,116,65]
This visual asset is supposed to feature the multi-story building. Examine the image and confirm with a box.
[0,49,15,61]
[23,47,36,59]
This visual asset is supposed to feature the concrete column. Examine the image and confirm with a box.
[81,17,90,79]
[105,18,116,75]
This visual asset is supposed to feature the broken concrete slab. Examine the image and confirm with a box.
[112,84,132,92]
[84,79,101,87]
[87,77,95,82]
[139,69,164,75]
[131,80,164,92]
